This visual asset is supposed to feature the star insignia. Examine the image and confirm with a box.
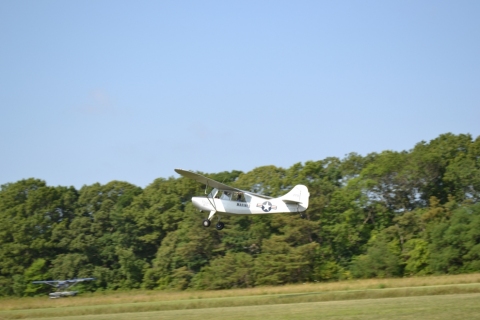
[261,201,272,212]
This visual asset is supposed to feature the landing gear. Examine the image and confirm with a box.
[202,219,225,230]
[203,210,225,230]
[299,212,307,219]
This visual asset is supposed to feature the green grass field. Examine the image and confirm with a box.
[2,274,480,319]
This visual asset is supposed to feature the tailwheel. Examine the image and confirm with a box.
[216,221,225,230]
[299,212,307,219]
[203,219,211,227]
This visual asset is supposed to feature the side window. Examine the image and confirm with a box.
[221,191,232,200]
[235,192,244,202]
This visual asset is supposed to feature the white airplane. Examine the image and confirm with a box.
[32,278,95,298]
[175,169,310,230]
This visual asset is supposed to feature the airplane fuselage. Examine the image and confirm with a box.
[192,196,306,215]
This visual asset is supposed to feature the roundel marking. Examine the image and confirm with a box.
[261,201,273,212]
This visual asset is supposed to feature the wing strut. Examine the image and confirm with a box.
[204,182,217,212]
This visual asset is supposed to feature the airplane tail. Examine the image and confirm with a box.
[280,185,309,211]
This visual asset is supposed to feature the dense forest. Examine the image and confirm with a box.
[1,133,480,297]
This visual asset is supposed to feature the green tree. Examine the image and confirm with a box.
[350,231,404,278]
[0,179,78,296]
[254,236,319,285]
[191,252,255,289]
[145,212,219,290]
[428,203,480,273]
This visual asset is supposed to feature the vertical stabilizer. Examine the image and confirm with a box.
[280,185,309,210]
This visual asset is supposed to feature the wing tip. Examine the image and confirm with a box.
[174,168,188,175]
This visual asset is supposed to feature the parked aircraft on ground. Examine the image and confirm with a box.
[32,278,95,298]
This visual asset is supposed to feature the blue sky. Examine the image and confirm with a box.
[1,1,479,189]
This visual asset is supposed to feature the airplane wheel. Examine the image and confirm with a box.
[300,212,307,219]
[216,221,225,230]
[203,219,211,227]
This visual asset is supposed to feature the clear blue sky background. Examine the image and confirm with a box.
[1,1,479,189]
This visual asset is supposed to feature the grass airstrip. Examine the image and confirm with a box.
[2,274,480,319]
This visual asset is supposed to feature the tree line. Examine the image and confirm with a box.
[1,133,479,296]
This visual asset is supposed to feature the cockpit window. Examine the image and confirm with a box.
[209,188,219,198]
[234,192,245,202]
[218,191,245,202]
[220,191,232,200]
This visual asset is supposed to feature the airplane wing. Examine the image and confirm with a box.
[32,280,63,287]
[32,278,95,285]
[68,278,95,282]
[32,280,59,284]
[175,169,241,192]
[175,169,272,199]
